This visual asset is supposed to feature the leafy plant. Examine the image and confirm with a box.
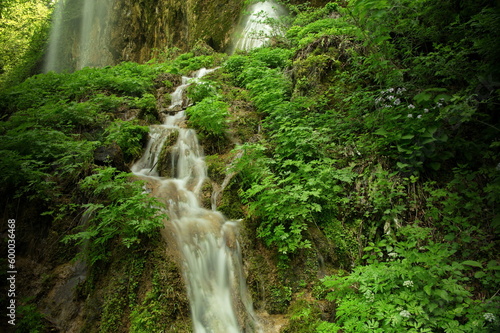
[104,120,149,162]
[185,97,229,140]
[62,167,167,265]
[186,80,219,103]
[320,225,500,332]
[16,300,46,333]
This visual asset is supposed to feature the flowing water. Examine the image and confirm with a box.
[44,0,113,72]
[230,0,287,53]
[132,69,260,332]
[43,0,65,73]
[77,0,113,70]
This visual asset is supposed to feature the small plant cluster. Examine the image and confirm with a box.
[0,61,162,201]
[372,87,451,173]
[62,167,166,264]
[219,0,499,329]
[185,77,229,147]
[319,225,500,333]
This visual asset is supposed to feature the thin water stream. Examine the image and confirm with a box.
[44,0,113,72]
[132,69,260,332]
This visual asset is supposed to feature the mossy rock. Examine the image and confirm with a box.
[154,73,182,91]
[281,299,323,333]
[80,237,191,332]
[217,178,245,220]
[205,154,226,184]
[157,130,180,177]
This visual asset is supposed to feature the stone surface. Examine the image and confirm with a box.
[93,142,128,171]
[45,0,245,71]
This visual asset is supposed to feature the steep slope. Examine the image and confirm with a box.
[1,1,499,332]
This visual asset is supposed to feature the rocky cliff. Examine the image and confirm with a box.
[45,0,245,71]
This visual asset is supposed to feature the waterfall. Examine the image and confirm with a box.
[132,69,260,332]
[43,0,66,73]
[43,0,114,73]
[77,0,113,70]
[230,0,287,53]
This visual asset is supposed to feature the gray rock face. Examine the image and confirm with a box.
[44,0,245,72]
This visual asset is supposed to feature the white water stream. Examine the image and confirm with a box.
[231,0,286,53]
[44,0,113,72]
[132,69,260,332]
[43,0,65,73]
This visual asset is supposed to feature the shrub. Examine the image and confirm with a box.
[104,120,149,162]
[62,167,167,265]
[320,225,500,333]
[185,97,229,140]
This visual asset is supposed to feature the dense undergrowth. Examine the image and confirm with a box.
[1,0,499,332]
[224,0,500,331]
[0,55,225,331]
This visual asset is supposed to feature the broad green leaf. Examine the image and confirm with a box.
[462,260,482,268]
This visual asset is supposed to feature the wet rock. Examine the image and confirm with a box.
[154,73,182,91]
[93,143,128,171]
[157,133,180,177]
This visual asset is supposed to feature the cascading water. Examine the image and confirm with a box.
[77,0,113,69]
[132,69,260,332]
[230,0,287,53]
[43,0,65,73]
[44,0,114,72]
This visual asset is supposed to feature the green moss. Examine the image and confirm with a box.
[97,252,147,333]
[80,236,191,332]
[281,299,323,333]
[200,180,213,209]
[205,154,226,183]
[129,248,191,332]
[217,179,245,220]
[157,130,179,177]
[292,53,340,96]
[268,285,293,314]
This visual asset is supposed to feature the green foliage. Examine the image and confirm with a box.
[285,1,339,27]
[371,87,453,173]
[156,52,227,75]
[129,268,190,332]
[89,93,127,112]
[0,127,96,198]
[104,120,149,162]
[62,167,166,265]
[219,3,500,329]
[185,97,229,140]
[186,80,219,103]
[0,0,52,88]
[0,61,166,200]
[131,93,156,112]
[247,47,293,69]
[1,61,166,116]
[268,285,293,314]
[321,225,500,333]
[423,166,500,260]
[0,1,498,331]
[15,301,46,333]
[282,299,323,333]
